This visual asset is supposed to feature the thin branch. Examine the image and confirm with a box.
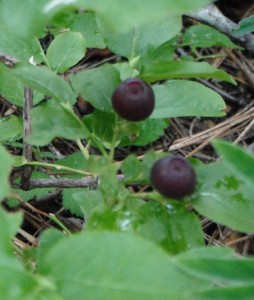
[21,88,33,190]
[185,4,254,53]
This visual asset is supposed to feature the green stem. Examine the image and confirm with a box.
[49,213,72,235]
[26,161,91,176]
[76,139,90,160]
[36,38,51,68]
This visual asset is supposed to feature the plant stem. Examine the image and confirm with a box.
[26,161,91,176]
[76,139,90,160]
[49,213,72,235]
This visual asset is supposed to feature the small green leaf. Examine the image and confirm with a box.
[0,116,22,142]
[140,61,236,84]
[73,189,104,218]
[232,15,254,36]
[193,160,254,233]
[70,64,121,111]
[14,64,76,104]
[29,99,87,146]
[119,118,168,146]
[182,24,241,49]
[151,80,226,118]
[46,31,87,73]
[62,189,85,217]
[0,145,13,200]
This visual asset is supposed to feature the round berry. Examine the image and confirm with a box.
[151,156,196,199]
[111,78,155,122]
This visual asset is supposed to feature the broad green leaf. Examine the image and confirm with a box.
[14,64,76,104]
[0,115,22,142]
[140,61,236,84]
[72,0,213,34]
[29,99,87,146]
[69,12,105,48]
[70,64,121,111]
[151,80,226,118]
[182,24,241,49]
[213,139,254,190]
[0,145,13,200]
[193,160,254,233]
[104,16,181,59]
[87,199,204,254]
[232,15,254,36]
[177,247,254,299]
[38,231,211,299]
[46,31,87,73]
[0,0,51,40]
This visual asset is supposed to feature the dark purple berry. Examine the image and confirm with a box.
[151,156,196,199]
[111,78,155,122]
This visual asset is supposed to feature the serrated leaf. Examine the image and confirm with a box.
[38,231,211,299]
[182,24,241,49]
[193,160,254,233]
[0,144,13,200]
[62,189,84,217]
[0,116,22,142]
[140,61,236,84]
[151,80,226,118]
[73,189,104,218]
[70,64,121,112]
[29,99,87,146]
[46,31,86,73]
[14,64,76,104]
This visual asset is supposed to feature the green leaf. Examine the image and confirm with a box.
[84,110,116,149]
[135,201,204,254]
[38,231,211,299]
[0,63,25,106]
[69,12,105,49]
[99,164,119,205]
[14,64,76,104]
[0,0,50,39]
[0,145,13,200]
[0,24,42,62]
[182,24,241,49]
[104,16,181,58]
[29,99,87,146]
[177,247,254,299]
[73,189,104,218]
[232,15,254,36]
[140,61,236,84]
[213,140,254,191]
[70,64,121,112]
[151,80,226,118]
[119,118,168,146]
[46,31,87,73]
[0,116,22,142]
[193,160,254,233]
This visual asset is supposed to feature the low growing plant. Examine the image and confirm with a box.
[0,0,254,299]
